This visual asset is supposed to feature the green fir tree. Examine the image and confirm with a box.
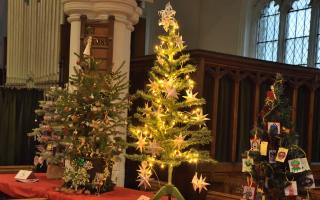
[29,40,129,194]
[127,3,214,200]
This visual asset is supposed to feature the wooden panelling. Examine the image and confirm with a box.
[129,50,320,199]
[130,49,320,162]
[80,15,114,73]
[0,165,33,174]
[206,191,242,200]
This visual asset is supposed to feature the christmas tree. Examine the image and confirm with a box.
[29,37,129,194]
[127,3,213,200]
[242,74,314,200]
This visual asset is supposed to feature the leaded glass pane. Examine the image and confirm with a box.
[315,6,320,67]
[284,0,311,66]
[256,1,280,62]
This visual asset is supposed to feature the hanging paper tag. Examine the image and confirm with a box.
[300,157,310,171]
[284,181,298,196]
[242,158,254,172]
[301,174,315,189]
[275,147,288,162]
[255,187,265,200]
[243,186,256,200]
[260,141,268,156]
[250,136,261,151]
[289,158,304,173]
[267,122,280,135]
[268,150,277,163]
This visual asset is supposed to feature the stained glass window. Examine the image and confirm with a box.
[256,1,280,62]
[284,0,311,66]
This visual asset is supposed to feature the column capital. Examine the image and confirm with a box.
[63,0,142,30]
[67,13,81,23]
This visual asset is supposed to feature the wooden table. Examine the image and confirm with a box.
[0,173,155,200]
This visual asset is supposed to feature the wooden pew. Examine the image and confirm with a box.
[0,166,33,174]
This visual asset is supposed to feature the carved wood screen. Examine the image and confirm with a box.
[80,15,114,73]
[130,50,320,163]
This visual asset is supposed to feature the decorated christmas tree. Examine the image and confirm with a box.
[29,37,129,194]
[242,74,314,200]
[127,3,213,200]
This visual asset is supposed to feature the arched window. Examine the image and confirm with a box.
[253,0,319,67]
[256,1,280,62]
[284,0,311,66]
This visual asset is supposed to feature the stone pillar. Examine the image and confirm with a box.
[67,14,81,78]
[63,0,142,187]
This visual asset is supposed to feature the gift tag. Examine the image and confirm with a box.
[300,157,310,171]
[15,170,35,180]
[255,187,265,200]
[301,174,315,189]
[243,186,256,200]
[284,181,298,196]
[267,122,280,135]
[15,170,38,183]
[289,158,304,173]
[260,141,268,156]
[275,147,288,162]
[250,135,261,151]
[242,158,254,172]
[268,150,277,163]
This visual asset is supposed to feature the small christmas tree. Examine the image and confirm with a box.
[242,74,314,199]
[29,37,129,194]
[127,3,213,200]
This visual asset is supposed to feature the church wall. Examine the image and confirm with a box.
[144,0,200,54]
[144,0,252,57]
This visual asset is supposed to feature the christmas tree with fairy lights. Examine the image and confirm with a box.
[127,2,214,200]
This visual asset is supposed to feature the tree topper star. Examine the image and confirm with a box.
[158,2,177,32]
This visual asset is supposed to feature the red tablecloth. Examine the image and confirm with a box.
[0,173,156,200]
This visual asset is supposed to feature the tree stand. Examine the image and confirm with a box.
[152,166,185,200]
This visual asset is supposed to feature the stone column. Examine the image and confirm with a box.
[67,14,81,78]
[63,0,141,187]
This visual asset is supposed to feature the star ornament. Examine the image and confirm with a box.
[191,172,210,193]
[173,133,185,149]
[183,90,198,102]
[137,161,152,189]
[148,80,159,92]
[147,140,164,156]
[192,109,209,122]
[166,85,179,99]
[175,35,184,49]
[136,134,147,153]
